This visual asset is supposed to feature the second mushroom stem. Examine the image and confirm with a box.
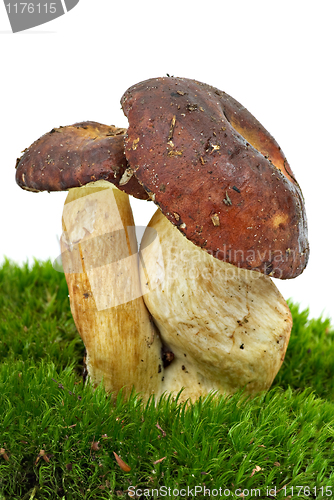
[61,182,164,399]
[139,209,292,402]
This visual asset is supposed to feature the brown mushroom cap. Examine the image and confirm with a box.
[15,121,148,200]
[121,77,309,279]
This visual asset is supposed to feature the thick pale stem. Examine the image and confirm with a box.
[140,210,292,402]
[61,182,164,398]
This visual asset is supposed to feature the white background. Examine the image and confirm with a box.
[1,1,333,322]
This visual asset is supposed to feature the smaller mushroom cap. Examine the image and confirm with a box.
[15,121,148,200]
[121,77,309,279]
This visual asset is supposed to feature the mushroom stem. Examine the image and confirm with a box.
[140,210,292,402]
[61,182,163,398]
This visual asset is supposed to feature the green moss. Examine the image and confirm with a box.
[1,260,334,499]
[273,300,334,400]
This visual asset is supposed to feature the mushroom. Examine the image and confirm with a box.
[121,76,309,399]
[140,209,292,400]
[15,77,309,401]
[121,77,308,279]
[16,121,147,199]
[16,121,164,398]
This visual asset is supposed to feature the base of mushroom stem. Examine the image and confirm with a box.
[80,352,273,403]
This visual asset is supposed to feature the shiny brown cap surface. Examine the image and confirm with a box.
[15,121,148,200]
[121,77,309,279]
